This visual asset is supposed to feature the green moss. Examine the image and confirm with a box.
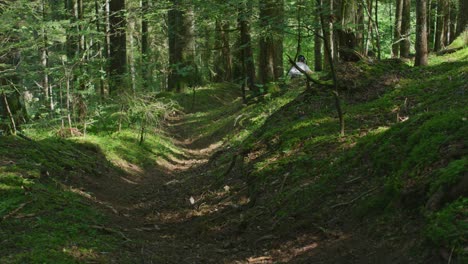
[426,198,468,261]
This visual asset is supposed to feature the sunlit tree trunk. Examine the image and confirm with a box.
[400,0,411,58]
[41,0,51,111]
[392,0,403,57]
[434,0,447,51]
[415,0,428,66]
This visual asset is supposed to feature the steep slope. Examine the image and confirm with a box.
[203,49,467,263]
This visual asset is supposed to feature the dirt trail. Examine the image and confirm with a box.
[75,92,416,264]
[80,96,369,264]
[80,104,268,263]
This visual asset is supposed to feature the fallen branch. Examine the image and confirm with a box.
[1,201,32,222]
[436,47,463,55]
[331,187,378,209]
[248,256,273,263]
[287,54,323,86]
[91,225,130,241]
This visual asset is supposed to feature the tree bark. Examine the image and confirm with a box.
[314,6,323,72]
[455,0,467,38]
[41,0,51,111]
[167,0,197,92]
[356,1,365,53]
[400,0,411,58]
[392,0,403,57]
[434,0,447,51]
[258,0,284,84]
[238,0,256,91]
[415,0,428,66]
[214,20,233,82]
[109,0,126,94]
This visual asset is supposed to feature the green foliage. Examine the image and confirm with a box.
[426,198,468,261]
[213,48,468,260]
[0,137,118,263]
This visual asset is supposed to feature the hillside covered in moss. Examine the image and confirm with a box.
[1,48,467,263]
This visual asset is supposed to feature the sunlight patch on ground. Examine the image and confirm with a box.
[156,157,208,172]
[241,235,321,263]
[114,160,144,176]
[63,245,105,262]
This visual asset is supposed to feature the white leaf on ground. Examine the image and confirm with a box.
[189,196,195,205]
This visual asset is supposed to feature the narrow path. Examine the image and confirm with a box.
[87,102,262,263]
[84,90,335,263]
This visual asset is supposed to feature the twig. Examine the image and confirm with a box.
[345,176,362,184]
[448,246,454,264]
[279,172,290,193]
[1,201,32,222]
[331,187,378,209]
[91,225,130,241]
[287,54,322,86]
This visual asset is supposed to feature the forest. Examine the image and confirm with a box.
[0,0,467,263]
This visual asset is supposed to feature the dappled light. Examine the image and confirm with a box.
[1,0,467,262]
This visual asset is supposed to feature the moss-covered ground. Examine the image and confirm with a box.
[1,47,466,263]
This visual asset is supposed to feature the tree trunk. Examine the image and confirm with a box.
[141,0,149,56]
[321,0,334,69]
[238,0,256,91]
[400,0,411,58]
[214,20,233,82]
[393,0,403,57]
[258,0,284,84]
[374,0,381,60]
[356,1,365,53]
[167,0,197,92]
[41,0,51,111]
[109,0,126,94]
[364,0,373,56]
[434,0,447,51]
[427,0,433,49]
[415,0,428,66]
[141,0,150,89]
[337,0,358,60]
[314,6,323,72]
[95,0,105,98]
[455,0,467,38]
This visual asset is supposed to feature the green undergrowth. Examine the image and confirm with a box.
[214,48,467,261]
[0,137,119,263]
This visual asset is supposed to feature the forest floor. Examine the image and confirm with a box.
[1,48,466,263]
[78,83,418,264]
[83,94,334,263]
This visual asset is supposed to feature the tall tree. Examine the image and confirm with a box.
[415,0,428,66]
[238,0,256,92]
[213,19,233,82]
[434,0,448,51]
[141,0,150,89]
[314,6,323,71]
[167,0,197,92]
[258,0,284,84]
[400,0,411,57]
[109,0,126,94]
[455,0,467,38]
[392,0,403,57]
